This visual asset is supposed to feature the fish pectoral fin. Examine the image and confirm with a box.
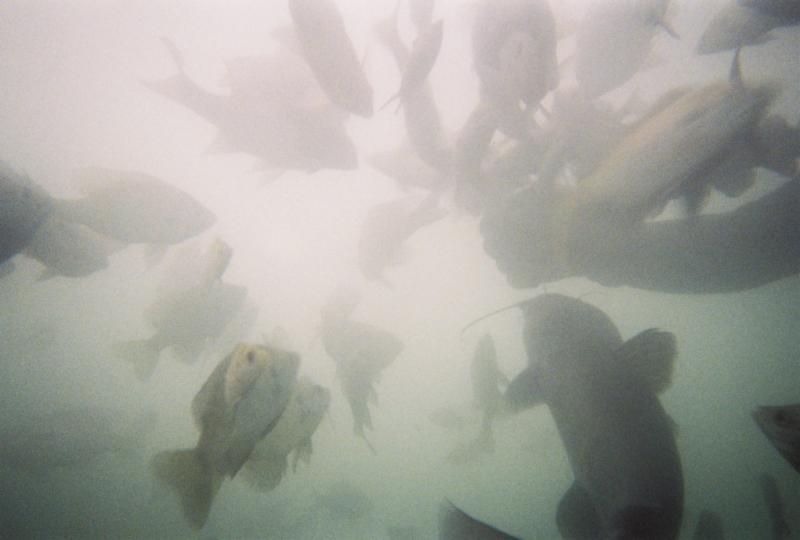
[504,367,543,413]
[556,482,602,540]
[618,328,677,395]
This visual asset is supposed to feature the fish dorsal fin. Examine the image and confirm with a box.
[618,329,676,395]
[504,367,543,413]
[730,48,743,90]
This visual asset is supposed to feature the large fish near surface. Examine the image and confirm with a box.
[358,192,447,283]
[576,0,677,98]
[320,309,403,451]
[143,39,357,172]
[151,343,299,529]
[289,0,373,118]
[0,161,54,265]
[113,239,246,381]
[477,293,682,539]
[753,403,800,473]
[240,376,330,492]
[55,167,214,249]
[567,52,778,227]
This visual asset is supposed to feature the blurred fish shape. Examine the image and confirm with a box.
[697,2,786,54]
[289,0,373,117]
[0,160,54,266]
[54,167,215,255]
[358,192,448,283]
[143,38,357,172]
[0,406,155,473]
[320,305,404,451]
[380,20,444,113]
[753,404,800,473]
[576,0,677,98]
[151,343,300,529]
[113,239,247,380]
[240,376,330,492]
[484,294,683,539]
[740,0,800,21]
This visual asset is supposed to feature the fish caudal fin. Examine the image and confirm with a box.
[112,339,161,381]
[150,448,220,530]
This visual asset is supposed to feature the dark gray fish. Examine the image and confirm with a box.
[55,167,215,246]
[289,0,373,117]
[0,161,54,265]
[151,343,299,529]
[740,0,800,21]
[753,404,800,473]
[501,294,682,539]
[692,510,725,540]
[438,499,520,539]
[759,473,791,539]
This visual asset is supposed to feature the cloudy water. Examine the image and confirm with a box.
[1,0,800,538]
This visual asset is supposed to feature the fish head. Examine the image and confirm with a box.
[223,343,299,408]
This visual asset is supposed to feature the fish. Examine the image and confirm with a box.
[0,160,54,265]
[697,3,784,54]
[495,294,682,539]
[576,0,677,97]
[570,51,778,226]
[373,3,452,172]
[289,0,373,117]
[320,312,404,450]
[113,239,247,380]
[692,510,726,540]
[753,404,800,473]
[472,0,558,108]
[54,167,215,247]
[380,20,444,113]
[357,192,447,283]
[143,38,357,172]
[759,472,791,539]
[740,0,800,21]
[437,499,520,539]
[446,334,507,464]
[151,343,300,529]
[240,376,330,492]
[0,406,155,473]
[23,215,115,280]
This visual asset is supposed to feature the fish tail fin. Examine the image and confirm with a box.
[150,448,220,530]
[112,339,161,381]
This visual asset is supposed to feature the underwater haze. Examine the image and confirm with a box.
[2,0,800,538]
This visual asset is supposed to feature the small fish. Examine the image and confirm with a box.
[753,404,800,473]
[289,0,373,117]
[151,343,299,529]
[438,499,520,539]
[759,472,791,539]
[241,377,330,492]
[380,20,444,113]
[692,510,726,540]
